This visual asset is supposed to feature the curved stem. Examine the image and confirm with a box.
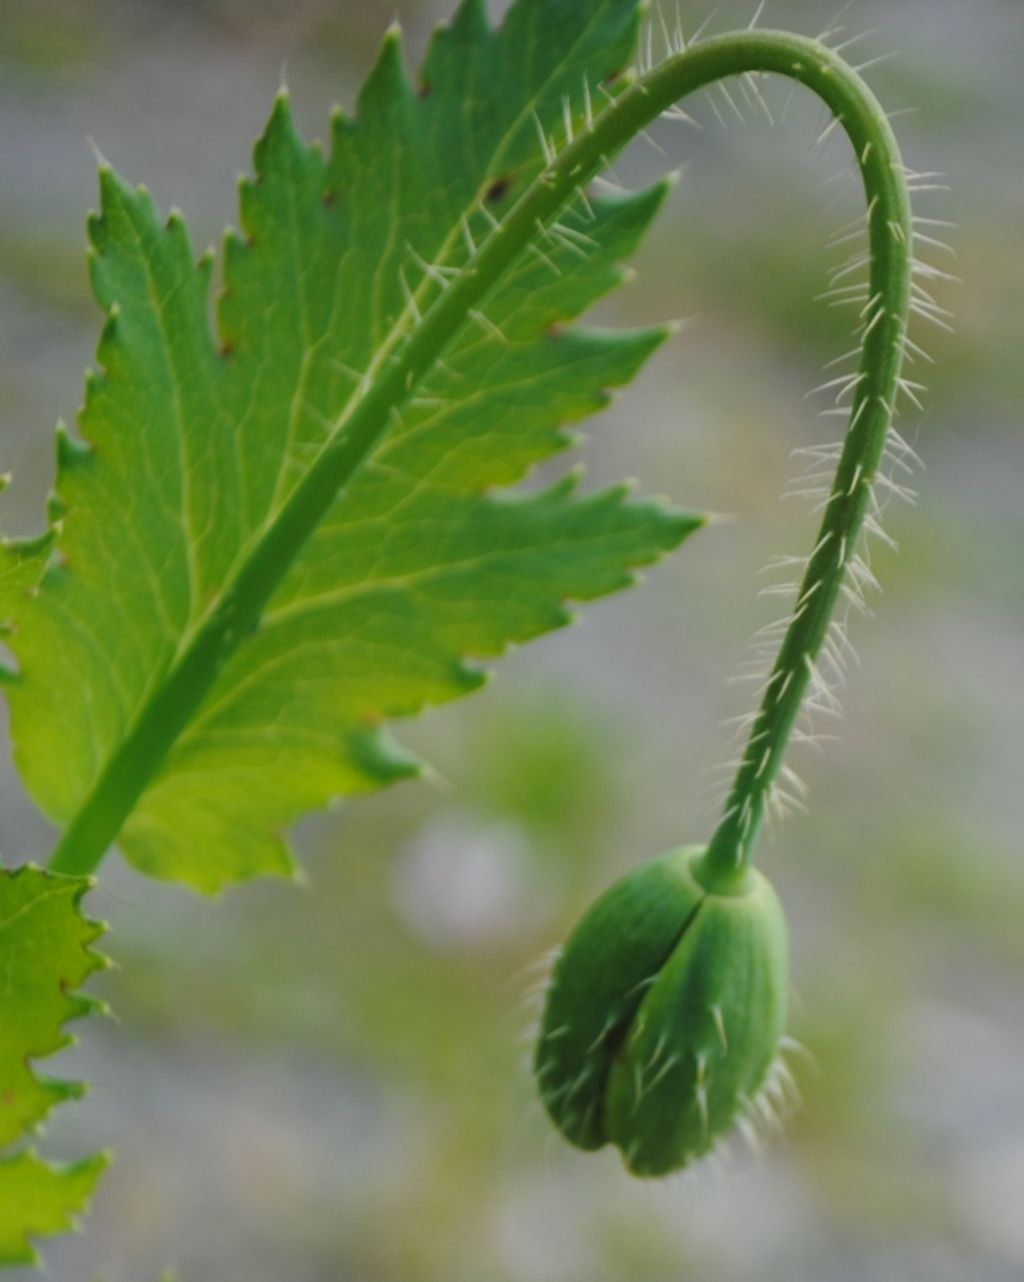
[654,43,913,884]
[49,29,911,879]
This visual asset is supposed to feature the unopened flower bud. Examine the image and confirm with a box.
[535,845,788,1176]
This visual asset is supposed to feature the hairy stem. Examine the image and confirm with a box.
[49,30,911,878]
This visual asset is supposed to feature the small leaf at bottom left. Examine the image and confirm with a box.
[0,865,110,1267]
[0,1151,108,1267]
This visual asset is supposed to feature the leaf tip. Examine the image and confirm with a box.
[660,316,694,340]
[451,0,489,39]
[73,992,113,1023]
[359,14,413,112]
[94,168,117,212]
[85,133,109,172]
[250,87,308,182]
[165,206,186,237]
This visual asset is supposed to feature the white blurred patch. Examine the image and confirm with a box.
[957,1142,1024,1264]
[391,812,543,951]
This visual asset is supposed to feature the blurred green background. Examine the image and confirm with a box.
[0,0,1021,1279]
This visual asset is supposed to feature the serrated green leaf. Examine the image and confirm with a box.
[0,867,107,1144]
[3,0,701,892]
[0,532,51,685]
[0,1150,107,1267]
[0,867,108,1266]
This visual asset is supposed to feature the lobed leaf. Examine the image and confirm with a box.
[0,1152,107,1268]
[1,0,699,893]
[0,867,108,1265]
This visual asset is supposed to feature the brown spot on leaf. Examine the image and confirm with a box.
[486,175,513,204]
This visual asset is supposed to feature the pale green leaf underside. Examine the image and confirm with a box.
[0,867,107,1265]
[2,0,699,892]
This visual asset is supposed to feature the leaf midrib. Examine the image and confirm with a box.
[47,14,644,876]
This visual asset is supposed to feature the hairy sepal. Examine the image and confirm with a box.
[535,847,704,1149]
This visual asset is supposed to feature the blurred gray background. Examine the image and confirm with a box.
[0,0,1021,1279]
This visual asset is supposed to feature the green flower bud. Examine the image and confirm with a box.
[534,846,788,1177]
